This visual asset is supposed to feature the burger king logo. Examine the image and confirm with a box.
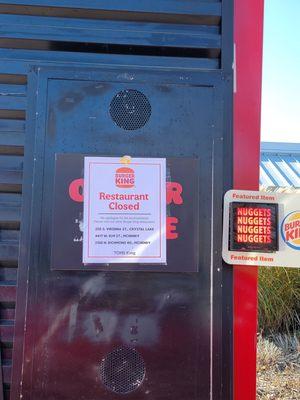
[281,211,300,250]
[115,167,135,188]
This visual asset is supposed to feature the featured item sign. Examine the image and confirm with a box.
[51,154,199,272]
[83,157,166,264]
[223,190,300,267]
[229,202,278,252]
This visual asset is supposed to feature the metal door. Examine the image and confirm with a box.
[12,64,232,399]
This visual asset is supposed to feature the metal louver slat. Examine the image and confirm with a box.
[0,0,222,17]
[2,362,11,385]
[0,14,221,50]
[0,242,18,264]
[0,283,16,302]
[0,116,25,156]
[0,84,26,111]
[0,156,23,193]
[0,75,25,399]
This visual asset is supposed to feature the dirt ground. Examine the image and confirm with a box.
[257,335,300,400]
[257,367,299,399]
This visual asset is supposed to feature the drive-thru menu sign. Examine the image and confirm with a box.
[83,157,166,264]
[223,190,300,268]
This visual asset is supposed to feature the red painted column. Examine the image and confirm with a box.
[233,1,264,400]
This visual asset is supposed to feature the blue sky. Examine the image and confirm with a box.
[261,0,300,143]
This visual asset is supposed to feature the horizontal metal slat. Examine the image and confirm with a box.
[0,172,22,193]
[0,48,220,76]
[0,96,26,111]
[0,266,17,282]
[0,1,222,17]
[0,197,21,229]
[0,242,19,263]
[1,346,13,362]
[0,193,21,203]
[0,155,23,193]
[0,282,16,302]
[0,230,19,242]
[0,119,25,132]
[0,155,23,170]
[0,119,24,154]
[0,133,24,154]
[2,362,12,384]
[0,320,14,343]
[0,308,15,321]
[0,84,26,96]
[0,84,26,110]
[0,132,24,147]
[0,14,221,50]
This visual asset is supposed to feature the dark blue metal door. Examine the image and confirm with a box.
[12,63,231,400]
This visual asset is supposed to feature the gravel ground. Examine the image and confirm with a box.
[257,335,300,400]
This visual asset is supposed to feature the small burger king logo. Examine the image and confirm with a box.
[115,167,135,188]
[281,211,300,250]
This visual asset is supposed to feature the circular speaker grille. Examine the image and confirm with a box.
[109,89,151,130]
[100,347,146,394]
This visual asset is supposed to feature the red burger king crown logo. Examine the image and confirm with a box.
[115,166,135,188]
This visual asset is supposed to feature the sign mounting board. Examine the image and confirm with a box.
[83,156,166,264]
[51,154,199,272]
[223,190,300,268]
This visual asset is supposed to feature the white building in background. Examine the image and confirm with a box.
[260,142,300,193]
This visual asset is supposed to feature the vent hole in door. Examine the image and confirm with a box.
[109,89,151,130]
[100,346,146,394]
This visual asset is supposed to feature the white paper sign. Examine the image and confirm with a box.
[83,157,166,264]
[223,190,300,268]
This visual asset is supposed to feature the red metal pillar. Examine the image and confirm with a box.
[233,1,264,400]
